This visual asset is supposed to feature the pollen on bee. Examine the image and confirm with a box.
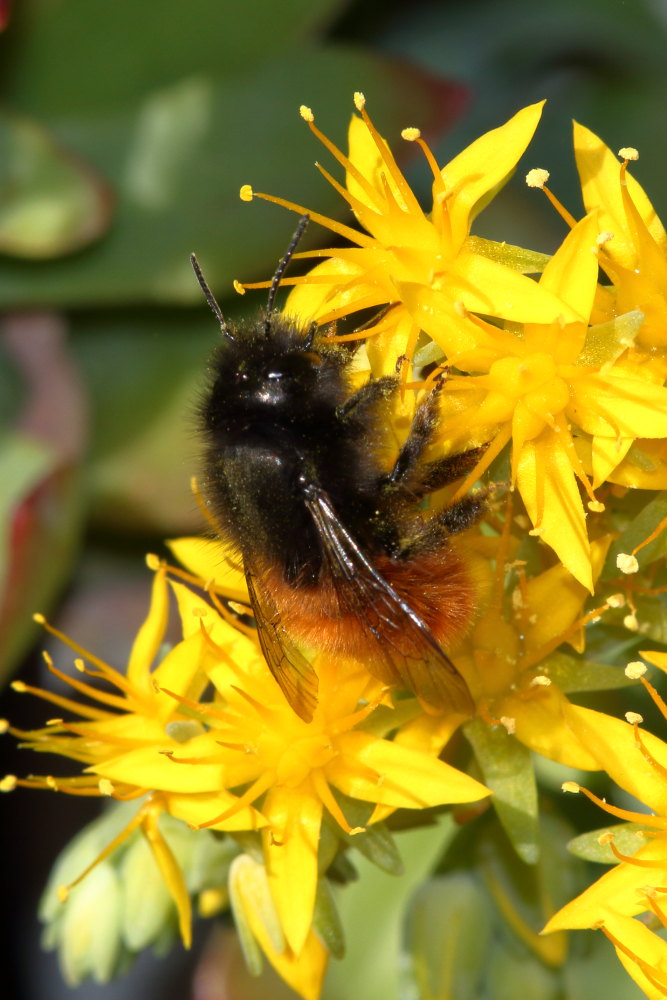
[525,168,550,188]
[616,552,639,574]
[239,184,254,202]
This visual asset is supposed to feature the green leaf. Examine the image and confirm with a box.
[603,492,667,580]
[567,823,649,864]
[0,111,111,257]
[464,717,539,864]
[349,822,404,876]
[539,651,637,693]
[314,878,345,960]
[0,49,460,307]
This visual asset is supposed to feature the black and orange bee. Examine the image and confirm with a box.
[192,218,486,722]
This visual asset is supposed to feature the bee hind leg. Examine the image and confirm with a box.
[397,492,487,558]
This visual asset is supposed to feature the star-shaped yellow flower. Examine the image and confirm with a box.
[240,95,578,374]
[544,651,667,999]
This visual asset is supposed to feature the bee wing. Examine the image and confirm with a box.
[303,485,474,715]
[245,562,319,723]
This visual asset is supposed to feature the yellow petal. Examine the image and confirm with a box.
[167,537,249,602]
[569,373,667,440]
[574,121,667,268]
[443,102,545,246]
[590,434,634,487]
[517,429,592,591]
[166,791,267,831]
[544,838,667,930]
[328,731,489,808]
[563,703,667,813]
[263,786,322,954]
[127,562,169,686]
[142,806,192,948]
[496,686,600,769]
[539,211,600,320]
[451,251,582,324]
[606,911,667,1000]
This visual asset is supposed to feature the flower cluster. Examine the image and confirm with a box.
[5,95,667,998]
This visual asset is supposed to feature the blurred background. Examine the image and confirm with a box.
[2,0,666,997]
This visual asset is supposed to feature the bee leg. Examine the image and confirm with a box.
[397,493,487,558]
[382,385,441,491]
[411,445,488,498]
[336,375,398,421]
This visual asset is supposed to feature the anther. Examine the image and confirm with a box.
[299,105,314,123]
[239,185,254,202]
[526,168,550,188]
[617,552,639,574]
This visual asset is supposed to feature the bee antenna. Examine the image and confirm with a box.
[190,253,235,342]
[264,214,309,335]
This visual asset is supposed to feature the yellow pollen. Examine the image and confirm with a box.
[499,716,516,735]
[146,553,160,571]
[529,675,551,687]
[74,659,85,672]
[239,184,253,202]
[598,831,614,845]
[233,279,246,295]
[33,613,46,625]
[624,613,639,632]
[46,718,63,726]
[562,781,581,793]
[353,91,366,111]
[607,593,625,608]
[401,127,421,141]
[0,775,17,792]
[597,230,614,246]
[46,776,58,790]
[626,661,648,679]
[588,500,605,512]
[98,779,114,796]
[618,147,639,161]
[299,104,314,123]
[625,711,644,725]
[617,552,639,574]
[0,719,8,734]
[526,168,550,188]
[11,681,27,693]
[57,885,69,903]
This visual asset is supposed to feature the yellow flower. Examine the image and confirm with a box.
[240,95,577,374]
[575,123,667,351]
[544,653,667,998]
[6,554,488,997]
[433,212,667,589]
[3,558,264,949]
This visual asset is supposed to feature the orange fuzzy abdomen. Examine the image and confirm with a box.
[261,544,478,660]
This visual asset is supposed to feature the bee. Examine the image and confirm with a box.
[191,217,486,722]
